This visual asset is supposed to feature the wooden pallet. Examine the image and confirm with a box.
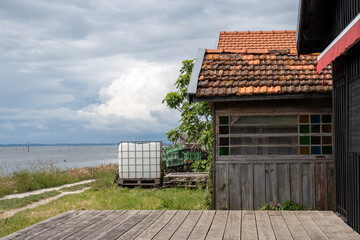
[116,178,160,187]
[163,172,209,188]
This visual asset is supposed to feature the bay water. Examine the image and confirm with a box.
[0,145,118,175]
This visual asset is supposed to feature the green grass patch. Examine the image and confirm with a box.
[0,163,117,198]
[0,191,61,214]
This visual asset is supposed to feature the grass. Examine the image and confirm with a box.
[0,162,117,198]
[0,163,210,238]
[0,191,61,214]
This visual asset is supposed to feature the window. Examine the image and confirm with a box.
[218,114,332,156]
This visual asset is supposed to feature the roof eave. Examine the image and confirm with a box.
[191,92,332,103]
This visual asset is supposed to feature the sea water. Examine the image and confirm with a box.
[0,145,118,175]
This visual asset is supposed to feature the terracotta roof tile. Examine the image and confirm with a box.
[194,30,332,98]
[196,51,332,97]
[218,30,297,54]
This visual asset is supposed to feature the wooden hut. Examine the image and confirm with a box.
[297,0,360,232]
[188,31,334,210]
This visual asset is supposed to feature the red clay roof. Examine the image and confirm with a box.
[217,30,297,54]
[194,31,332,98]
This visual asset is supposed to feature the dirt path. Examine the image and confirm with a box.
[0,187,91,219]
[0,179,95,200]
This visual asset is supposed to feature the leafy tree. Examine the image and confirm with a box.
[162,60,214,172]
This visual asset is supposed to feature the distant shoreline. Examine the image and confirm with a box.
[0,143,118,147]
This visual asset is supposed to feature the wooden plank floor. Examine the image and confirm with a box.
[2,210,360,240]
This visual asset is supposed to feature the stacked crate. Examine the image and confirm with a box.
[162,143,203,168]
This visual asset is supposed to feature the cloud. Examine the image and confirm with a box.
[78,61,180,132]
[0,0,299,143]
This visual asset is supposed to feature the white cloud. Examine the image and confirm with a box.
[77,61,180,131]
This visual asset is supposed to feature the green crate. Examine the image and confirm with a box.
[184,152,202,161]
[163,145,173,154]
[166,157,184,167]
[164,143,186,154]
[162,151,184,167]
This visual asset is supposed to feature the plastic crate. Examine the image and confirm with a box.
[184,152,202,161]
[166,157,184,167]
[163,151,184,167]
[164,143,186,154]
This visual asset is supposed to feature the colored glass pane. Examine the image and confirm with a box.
[311,115,321,123]
[300,146,310,155]
[322,146,332,154]
[219,137,229,146]
[299,115,309,123]
[300,136,310,145]
[311,146,321,155]
[322,114,332,123]
[299,125,310,133]
[219,116,229,125]
[311,125,321,133]
[219,147,230,155]
[311,136,321,145]
[322,136,332,145]
[219,126,229,134]
[322,124,332,133]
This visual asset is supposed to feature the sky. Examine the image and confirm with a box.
[0,0,298,144]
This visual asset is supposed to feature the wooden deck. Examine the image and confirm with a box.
[2,210,360,240]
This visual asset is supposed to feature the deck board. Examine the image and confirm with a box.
[1,210,359,240]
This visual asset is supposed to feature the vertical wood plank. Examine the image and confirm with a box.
[253,164,265,209]
[309,211,349,239]
[302,163,312,209]
[228,164,241,210]
[135,210,177,240]
[118,211,165,240]
[327,163,335,210]
[241,165,250,209]
[188,210,215,240]
[254,211,276,239]
[277,163,289,204]
[152,211,189,240]
[268,211,293,239]
[249,163,254,210]
[315,163,326,210]
[99,211,152,240]
[295,211,329,239]
[290,163,300,204]
[171,211,202,240]
[82,211,137,240]
[281,211,311,239]
[311,162,316,210]
[223,210,241,240]
[241,211,258,239]
[206,211,228,240]
[266,163,277,204]
[215,164,228,210]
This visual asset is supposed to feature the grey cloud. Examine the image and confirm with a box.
[0,0,299,143]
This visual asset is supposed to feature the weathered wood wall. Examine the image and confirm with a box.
[215,160,334,210]
[213,98,335,210]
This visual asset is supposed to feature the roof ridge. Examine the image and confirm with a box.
[205,48,298,54]
[219,30,296,34]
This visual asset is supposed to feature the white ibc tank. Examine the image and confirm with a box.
[118,141,161,179]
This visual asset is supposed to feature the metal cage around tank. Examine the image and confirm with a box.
[118,141,162,180]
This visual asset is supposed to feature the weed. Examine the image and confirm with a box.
[260,200,305,211]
